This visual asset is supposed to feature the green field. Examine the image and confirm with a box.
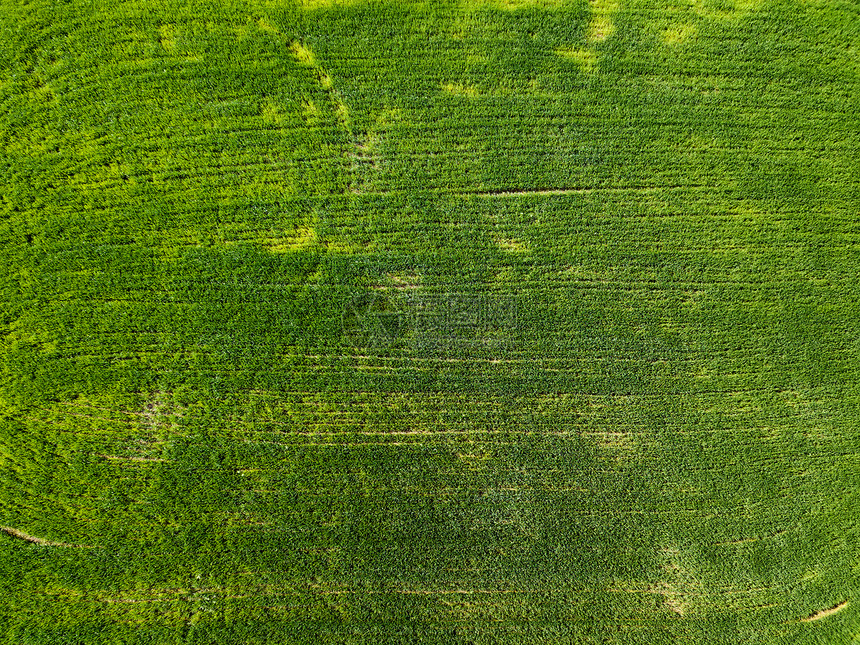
[1,0,859,642]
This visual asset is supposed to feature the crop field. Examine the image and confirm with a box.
[0,0,858,642]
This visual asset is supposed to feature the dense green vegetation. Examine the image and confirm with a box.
[0,0,858,642]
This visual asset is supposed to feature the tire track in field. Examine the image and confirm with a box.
[799,600,849,623]
[0,525,93,548]
[288,37,369,251]
[289,40,353,173]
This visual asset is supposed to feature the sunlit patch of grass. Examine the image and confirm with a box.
[441,81,479,97]
[373,272,422,291]
[260,99,286,125]
[262,226,319,253]
[663,23,696,45]
[158,24,175,51]
[229,24,250,40]
[298,0,361,9]
[495,237,528,253]
[257,17,278,33]
[555,46,598,72]
[462,0,567,9]
[290,41,317,67]
[692,0,765,20]
[651,545,704,617]
[587,0,620,42]
[334,97,350,126]
[318,70,334,90]
[584,430,636,460]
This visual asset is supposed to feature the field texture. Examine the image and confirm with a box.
[1,0,859,642]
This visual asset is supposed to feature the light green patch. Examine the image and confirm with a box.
[558,264,612,284]
[495,237,529,253]
[692,365,713,382]
[683,133,715,150]
[260,99,286,125]
[298,0,361,9]
[262,221,320,253]
[125,57,157,68]
[158,24,176,51]
[692,0,764,21]
[527,78,545,93]
[230,25,250,40]
[333,97,350,127]
[375,106,403,126]
[325,240,367,254]
[319,70,334,90]
[290,41,336,92]
[27,80,55,105]
[257,17,278,33]
[587,0,620,42]
[300,98,320,125]
[663,23,696,45]
[442,82,479,97]
[733,201,768,220]
[462,0,567,9]
[355,131,379,153]
[290,41,317,67]
[556,46,598,72]
[651,545,704,616]
[584,430,636,461]
[375,272,421,291]
[731,0,764,16]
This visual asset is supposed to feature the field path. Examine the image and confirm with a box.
[0,526,93,548]
[799,600,849,623]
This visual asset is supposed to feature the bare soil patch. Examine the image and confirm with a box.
[1,526,93,548]
[800,600,848,622]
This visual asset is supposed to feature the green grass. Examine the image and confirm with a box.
[0,0,858,642]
